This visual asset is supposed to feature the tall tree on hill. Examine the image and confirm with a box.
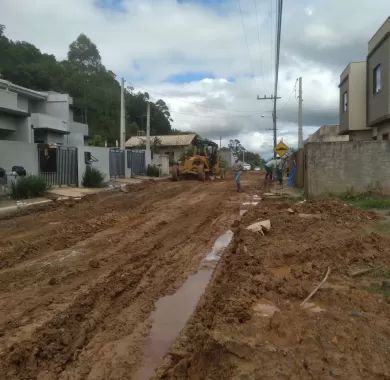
[0,28,174,144]
[67,34,102,72]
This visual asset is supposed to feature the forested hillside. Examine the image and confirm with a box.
[0,25,173,145]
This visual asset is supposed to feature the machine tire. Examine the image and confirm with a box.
[198,164,206,182]
[171,165,179,181]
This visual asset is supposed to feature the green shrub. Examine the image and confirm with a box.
[11,175,48,200]
[146,165,160,177]
[82,166,105,187]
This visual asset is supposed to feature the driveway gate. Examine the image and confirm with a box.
[109,149,125,177]
[127,150,145,175]
[38,145,78,186]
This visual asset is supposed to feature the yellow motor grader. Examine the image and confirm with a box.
[171,138,224,181]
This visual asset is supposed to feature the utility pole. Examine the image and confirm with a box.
[219,136,221,149]
[257,0,283,158]
[257,95,281,158]
[298,77,303,149]
[145,102,152,168]
[120,77,125,150]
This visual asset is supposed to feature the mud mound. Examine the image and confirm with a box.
[159,197,390,380]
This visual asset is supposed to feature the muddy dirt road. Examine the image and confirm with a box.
[2,173,390,380]
[0,177,248,379]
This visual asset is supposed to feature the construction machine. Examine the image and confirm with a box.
[171,138,224,181]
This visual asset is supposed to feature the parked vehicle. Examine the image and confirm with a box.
[243,163,251,171]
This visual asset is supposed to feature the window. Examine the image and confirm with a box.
[373,64,382,94]
[383,133,389,141]
[343,91,348,112]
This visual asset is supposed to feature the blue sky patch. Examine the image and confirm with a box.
[94,0,125,12]
[166,71,215,83]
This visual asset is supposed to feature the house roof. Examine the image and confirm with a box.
[0,79,47,100]
[125,133,196,147]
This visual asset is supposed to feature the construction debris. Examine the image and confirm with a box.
[246,219,271,235]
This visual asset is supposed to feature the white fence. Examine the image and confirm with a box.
[0,140,112,188]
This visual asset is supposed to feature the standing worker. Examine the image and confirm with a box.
[232,157,243,192]
[265,157,279,180]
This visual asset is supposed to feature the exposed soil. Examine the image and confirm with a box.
[0,177,246,379]
[2,173,390,380]
[158,188,390,380]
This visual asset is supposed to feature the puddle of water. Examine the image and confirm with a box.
[134,230,233,380]
[242,202,259,206]
[203,230,233,262]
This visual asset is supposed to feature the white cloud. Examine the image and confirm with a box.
[1,0,389,156]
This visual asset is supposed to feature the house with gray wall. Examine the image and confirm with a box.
[339,17,390,141]
[0,79,88,146]
[367,17,390,140]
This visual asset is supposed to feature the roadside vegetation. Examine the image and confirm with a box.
[341,191,390,210]
[10,175,48,199]
[82,166,105,187]
[0,25,173,144]
[146,165,160,177]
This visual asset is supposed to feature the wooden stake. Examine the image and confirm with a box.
[301,267,331,307]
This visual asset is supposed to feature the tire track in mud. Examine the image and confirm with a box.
[0,178,243,379]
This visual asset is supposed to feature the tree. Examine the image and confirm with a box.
[67,34,101,72]
[0,29,173,144]
[243,151,265,169]
[155,99,173,122]
[228,139,243,156]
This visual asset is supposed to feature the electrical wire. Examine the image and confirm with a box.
[237,0,256,78]
[254,0,265,91]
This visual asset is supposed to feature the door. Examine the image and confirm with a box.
[38,145,78,186]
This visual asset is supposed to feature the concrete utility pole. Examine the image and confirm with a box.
[120,77,125,150]
[145,102,152,168]
[257,95,281,157]
[298,76,303,149]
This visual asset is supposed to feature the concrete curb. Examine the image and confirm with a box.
[0,199,52,216]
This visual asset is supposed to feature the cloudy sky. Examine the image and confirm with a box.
[2,0,389,157]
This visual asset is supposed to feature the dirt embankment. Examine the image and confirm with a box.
[159,198,390,380]
[0,178,246,380]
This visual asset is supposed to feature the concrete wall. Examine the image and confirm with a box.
[305,141,390,197]
[77,146,111,186]
[152,154,169,176]
[0,140,38,175]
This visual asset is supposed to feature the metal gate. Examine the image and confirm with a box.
[109,149,125,177]
[38,145,78,186]
[127,150,145,175]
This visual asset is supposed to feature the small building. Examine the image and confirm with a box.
[0,79,88,146]
[367,17,390,140]
[338,17,390,141]
[125,133,197,163]
[339,63,371,140]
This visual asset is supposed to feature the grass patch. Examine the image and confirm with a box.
[11,175,48,200]
[82,166,105,188]
[146,165,160,177]
[340,189,390,210]
[369,282,390,298]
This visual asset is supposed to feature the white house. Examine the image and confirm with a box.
[0,79,88,146]
[125,133,197,163]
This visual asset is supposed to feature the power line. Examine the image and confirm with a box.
[254,0,265,91]
[237,0,256,77]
